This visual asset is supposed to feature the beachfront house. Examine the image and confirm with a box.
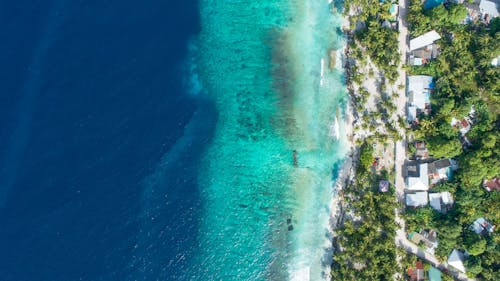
[409,229,439,254]
[483,177,500,192]
[409,31,441,66]
[448,249,466,273]
[428,158,458,186]
[406,192,429,207]
[407,76,434,123]
[429,192,453,213]
[405,162,429,191]
[471,217,496,235]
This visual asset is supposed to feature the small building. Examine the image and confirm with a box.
[407,76,434,123]
[464,0,500,24]
[471,217,496,235]
[415,141,429,160]
[407,261,425,281]
[429,192,454,213]
[480,0,500,19]
[406,192,429,207]
[405,162,429,191]
[483,177,500,192]
[409,31,441,65]
[410,44,441,66]
[451,117,473,135]
[428,159,458,185]
[448,249,466,273]
[428,266,442,281]
[410,31,441,52]
[379,180,390,192]
[409,229,438,254]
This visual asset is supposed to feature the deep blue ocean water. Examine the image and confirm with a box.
[0,1,212,280]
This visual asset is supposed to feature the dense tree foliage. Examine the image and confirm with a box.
[331,144,399,280]
[408,2,467,37]
[345,0,400,83]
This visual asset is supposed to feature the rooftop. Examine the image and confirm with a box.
[410,31,441,51]
[408,76,434,110]
[448,249,466,273]
[471,217,495,234]
[480,0,500,18]
[483,177,500,192]
[429,192,453,213]
[406,192,429,207]
[428,266,442,281]
[406,162,429,191]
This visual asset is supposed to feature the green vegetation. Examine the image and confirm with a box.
[344,0,400,83]
[408,2,467,37]
[405,2,500,280]
[331,144,399,280]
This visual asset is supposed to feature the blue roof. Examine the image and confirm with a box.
[424,0,445,9]
[429,267,442,281]
[390,4,397,14]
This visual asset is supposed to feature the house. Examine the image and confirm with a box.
[409,229,438,254]
[407,76,434,123]
[410,31,441,52]
[471,217,496,235]
[415,141,429,160]
[464,0,499,24]
[428,159,458,185]
[483,177,500,192]
[447,249,466,273]
[429,192,453,213]
[428,266,442,281]
[409,31,441,66]
[451,117,472,135]
[405,162,429,191]
[379,180,390,192]
[480,0,499,20]
[406,192,429,207]
[407,261,425,281]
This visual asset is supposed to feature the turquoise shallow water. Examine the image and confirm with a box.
[193,1,348,280]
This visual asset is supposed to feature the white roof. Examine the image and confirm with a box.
[408,76,433,109]
[471,217,487,234]
[413,57,424,66]
[442,192,453,204]
[410,30,441,51]
[407,105,418,122]
[448,249,466,273]
[429,192,453,212]
[491,55,500,67]
[406,163,429,191]
[480,0,499,18]
[406,192,429,207]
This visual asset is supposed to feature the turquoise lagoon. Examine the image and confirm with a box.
[192,1,349,280]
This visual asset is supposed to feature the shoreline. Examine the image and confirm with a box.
[324,7,360,278]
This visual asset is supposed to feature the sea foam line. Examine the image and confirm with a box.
[284,1,348,280]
